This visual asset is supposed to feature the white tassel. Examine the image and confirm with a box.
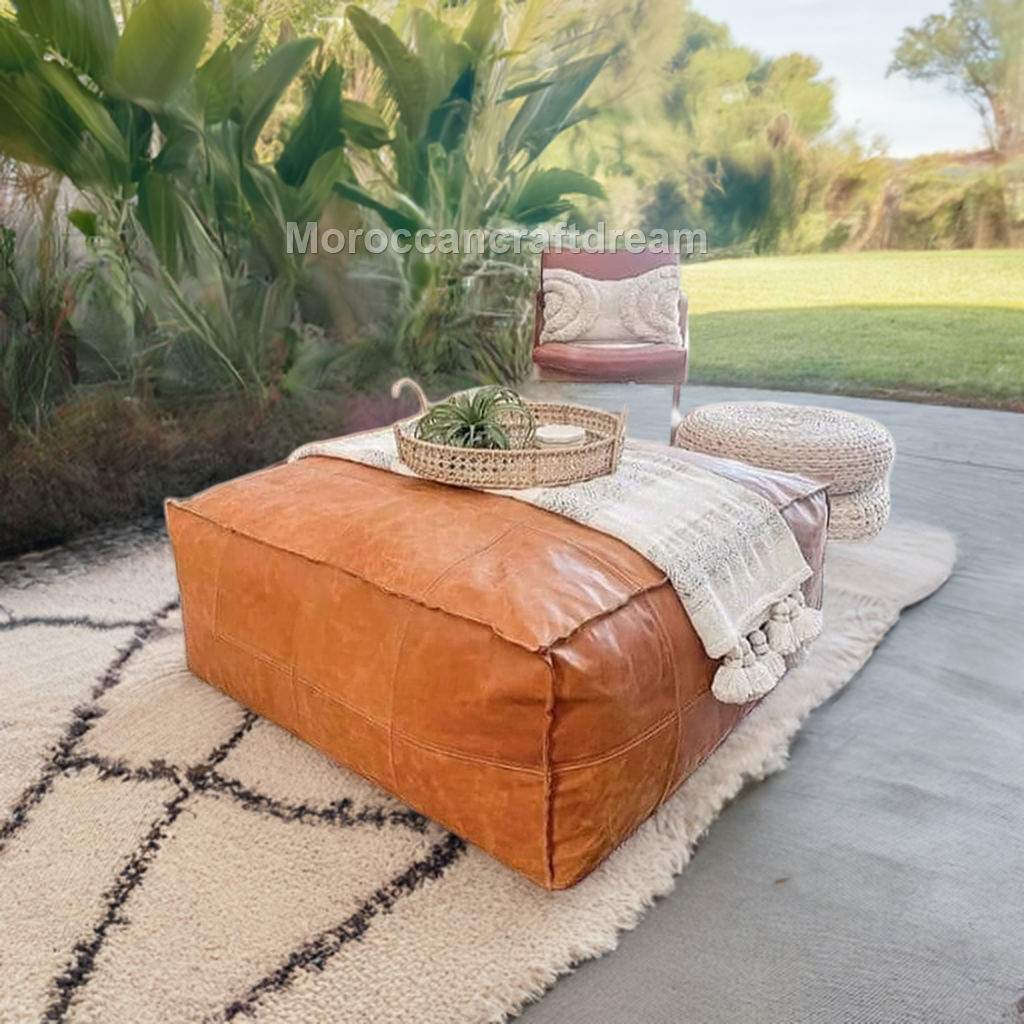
[712,640,779,704]
[748,658,779,695]
[792,604,823,645]
[717,591,823,703]
[766,614,798,655]
[712,659,755,704]
[785,646,810,669]
[712,660,779,704]
[748,627,787,679]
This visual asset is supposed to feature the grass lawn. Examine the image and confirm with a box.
[683,250,1024,410]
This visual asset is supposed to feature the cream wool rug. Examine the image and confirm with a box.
[0,523,955,1024]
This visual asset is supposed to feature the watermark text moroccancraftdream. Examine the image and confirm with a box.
[286,221,707,256]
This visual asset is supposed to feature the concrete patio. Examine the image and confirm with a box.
[516,384,1024,1024]
[2,385,1020,1023]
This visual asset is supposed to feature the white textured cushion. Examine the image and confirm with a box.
[539,265,684,346]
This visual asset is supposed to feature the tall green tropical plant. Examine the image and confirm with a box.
[0,171,78,431]
[329,0,611,383]
[339,2,608,235]
[0,0,386,395]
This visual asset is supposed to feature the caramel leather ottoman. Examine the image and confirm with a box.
[166,443,827,889]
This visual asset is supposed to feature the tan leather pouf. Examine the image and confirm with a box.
[166,448,828,890]
[675,402,896,542]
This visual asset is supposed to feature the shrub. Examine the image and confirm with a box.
[0,391,355,556]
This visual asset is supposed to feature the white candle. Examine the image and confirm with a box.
[535,424,587,448]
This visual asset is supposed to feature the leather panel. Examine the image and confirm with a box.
[390,738,548,883]
[549,720,678,887]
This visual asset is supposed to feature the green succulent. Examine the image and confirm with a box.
[415,387,536,450]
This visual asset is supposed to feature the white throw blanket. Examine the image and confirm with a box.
[288,431,822,703]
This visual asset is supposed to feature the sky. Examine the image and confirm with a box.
[695,0,986,157]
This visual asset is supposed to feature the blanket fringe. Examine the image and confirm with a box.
[748,628,787,678]
[711,590,823,704]
[791,592,823,646]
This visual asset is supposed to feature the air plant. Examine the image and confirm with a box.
[414,387,536,450]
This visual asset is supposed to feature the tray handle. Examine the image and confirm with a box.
[391,377,431,414]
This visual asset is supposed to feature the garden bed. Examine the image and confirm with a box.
[0,389,419,558]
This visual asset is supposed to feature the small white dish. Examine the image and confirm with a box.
[535,424,587,448]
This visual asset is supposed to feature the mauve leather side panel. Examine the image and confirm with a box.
[646,441,830,609]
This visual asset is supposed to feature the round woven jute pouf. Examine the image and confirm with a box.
[828,479,892,543]
[674,402,896,542]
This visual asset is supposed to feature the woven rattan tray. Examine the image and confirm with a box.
[391,381,627,490]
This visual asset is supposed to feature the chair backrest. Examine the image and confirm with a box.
[540,247,680,281]
[533,246,688,355]
[531,247,689,436]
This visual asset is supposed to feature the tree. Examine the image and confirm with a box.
[550,5,839,254]
[888,0,1024,154]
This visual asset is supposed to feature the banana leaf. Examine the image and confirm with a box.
[332,179,422,235]
[37,60,129,180]
[461,0,499,58]
[276,61,346,189]
[409,8,473,116]
[347,6,428,140]
[13,0,118,88]
[238,36,319,153]
[502,167,606,225]
[340,99,391,150]
[114,0,212,108]
[195,43,235,125]
[501,53,609,162]
[293,146,351,226]
[0,17,39,73]
[0,68,111,185]
[138,167,189,277]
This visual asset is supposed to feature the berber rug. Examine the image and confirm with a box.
[0,521,955,1023]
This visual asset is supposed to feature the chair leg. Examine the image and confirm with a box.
[669,383,683,446]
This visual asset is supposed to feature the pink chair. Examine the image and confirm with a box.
[531,248,689,443]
